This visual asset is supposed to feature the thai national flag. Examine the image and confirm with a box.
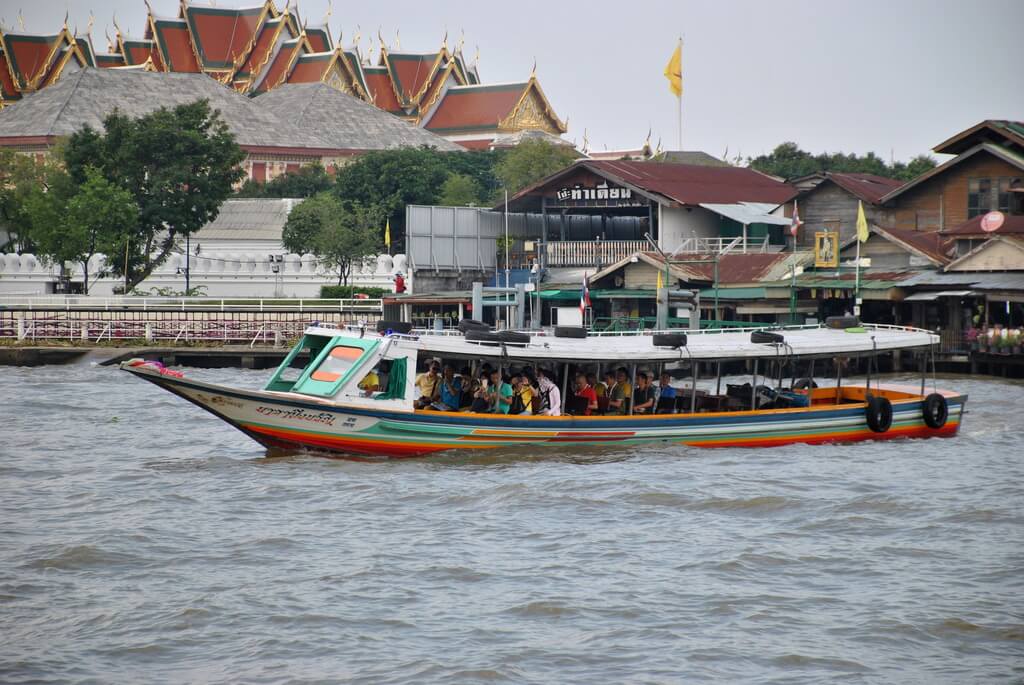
[790,200,803,237]
[580,272,592,316]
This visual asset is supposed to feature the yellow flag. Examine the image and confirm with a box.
[663,40,682,97]
[384,218,392,248]
[856,200,869,243]
[657,269,664,290]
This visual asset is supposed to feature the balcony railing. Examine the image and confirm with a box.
[672,236,772,255]
[544,240,646,267]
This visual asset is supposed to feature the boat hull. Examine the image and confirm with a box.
[122,365,966,459]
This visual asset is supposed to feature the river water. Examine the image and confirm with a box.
[1,361,1022,684]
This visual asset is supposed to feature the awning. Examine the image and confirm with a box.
[538,288,658,300]
[737,304,818,314]
[699,202,791,226]
[904,290,975,302]
[698,287,767,300]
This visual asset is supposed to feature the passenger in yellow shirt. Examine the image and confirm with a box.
[358,369,380,396]
[414,363,441,409]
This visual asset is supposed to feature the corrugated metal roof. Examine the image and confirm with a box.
[941,214,1024,236]
[588,160,797,205]
[699,202,789,226]
[827,172,905,204]
[900,271,1024,290]
[194,198,301,241]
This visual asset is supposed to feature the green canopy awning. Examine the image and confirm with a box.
[538,289,658,300]
[698,287,767,300]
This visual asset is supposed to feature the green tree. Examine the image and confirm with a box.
[493,139,579,196]
[0,149,69,254]
[747,142,937,181]
[29,167,138,294]
[62,100,245,291]
[438,172,483,206]
[235,164,333,198]
[282,193,382,286]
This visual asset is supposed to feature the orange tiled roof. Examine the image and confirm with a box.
[182,2,269,72]
[1,31,65,91]
[363,66,403,113]
[151,18,200,73]
[424,83,525,132]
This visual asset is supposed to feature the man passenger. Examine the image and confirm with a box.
[607,367,631,415]
[633,372,657,414]
[432,365,462,411]
[574,373,599,415]
[414,362,441,409]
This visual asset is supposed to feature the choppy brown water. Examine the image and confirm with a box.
[1,363,1022,684]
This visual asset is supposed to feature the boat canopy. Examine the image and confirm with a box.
[298,324,937,364]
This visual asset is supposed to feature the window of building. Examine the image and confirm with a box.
[967,178,992,219]
[997,178,1012,213]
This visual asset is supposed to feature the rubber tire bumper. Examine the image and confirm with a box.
[653,332,687,348]
[458,319,492,334]
[922,392,948,429]
[375,320,413,335]
[751,330,784,344]
[865,394,893,433]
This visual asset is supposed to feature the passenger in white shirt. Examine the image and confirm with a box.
[536,368,561,416]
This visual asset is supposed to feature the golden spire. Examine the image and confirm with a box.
[18,9,25,31]
[394,28,400,50]
[323,0,332,25]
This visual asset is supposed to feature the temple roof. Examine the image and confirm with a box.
[1,30,69,92]
[256,82,463,151]
[423,82,527,132]
[150,17,201,73]
[0,67,323,149]
[181,1,273,72]
[363,66,403,113]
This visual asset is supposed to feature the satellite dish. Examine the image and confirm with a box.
[981,211,1005,233]
[614,275,624,287]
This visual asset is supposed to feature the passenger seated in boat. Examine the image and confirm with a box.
[485,369,513,414]
[414,363,441,409]
[430,365,462,411]
[536,368,561,416]
[589,372,606,398]
[633,372,657,414]
[572,373,599,415]
[358,368,380,396]
[607,367,632,415]
[655,372,676,413]
[510,373,533,415]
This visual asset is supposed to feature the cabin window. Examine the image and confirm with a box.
[996,178,1012,214]
[310,345,365,382]
[967,178,991,219]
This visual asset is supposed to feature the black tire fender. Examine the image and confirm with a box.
[865,394,893,433]
[923,392,948,429]
[465,329,502,344]
[458,319,492,333]
[826,315,861,329]
[496,330,531,345]
[792,377,818,390]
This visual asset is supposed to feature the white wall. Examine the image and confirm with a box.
[0,252,408,297]
[659,206,723,252]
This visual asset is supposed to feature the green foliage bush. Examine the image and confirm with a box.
[320,285,389,299]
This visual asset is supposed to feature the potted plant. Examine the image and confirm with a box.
[995,335,1010,355]
[1010,331,1022,355]
[966,327,979,352]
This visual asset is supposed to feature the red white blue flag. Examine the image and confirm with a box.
[580,272,592,316]
[790,200,803,237]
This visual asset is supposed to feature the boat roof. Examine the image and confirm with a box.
[302,324,938,363]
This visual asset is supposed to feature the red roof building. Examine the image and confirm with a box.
[0,3,567,149]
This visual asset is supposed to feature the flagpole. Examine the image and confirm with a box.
[677,37,683,150]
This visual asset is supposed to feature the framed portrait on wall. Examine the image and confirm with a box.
[814,231,839,268]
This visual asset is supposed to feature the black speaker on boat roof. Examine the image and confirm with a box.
[653,332,687,348]
[751,330,784,344]
[376,320,413,335]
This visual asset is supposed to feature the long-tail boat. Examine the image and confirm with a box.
[121,319,965,458]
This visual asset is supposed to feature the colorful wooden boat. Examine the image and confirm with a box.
[120,323,966,458]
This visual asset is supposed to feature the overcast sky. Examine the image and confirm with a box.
[11,0,1023,162]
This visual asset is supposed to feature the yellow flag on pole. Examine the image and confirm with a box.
[663,40,682,97]
[856,200,870,243]
[657,269,664,290]
[384,218,392,249]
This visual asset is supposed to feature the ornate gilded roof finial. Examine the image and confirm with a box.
[323,0,332,25]
[441,30,447,50]
[457,28,464,55]
[530,57,536,78]
[473,44,480,66]
[18,9,25,31]
[62,11,69,29]
[377,26,383,50]
[645,127,652,147]
[656,137,663,155]
[87,12,95,36]
[394,28,400,50]
[582,128,590,154]
[353,24,361,46]
[105,27,114,52]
